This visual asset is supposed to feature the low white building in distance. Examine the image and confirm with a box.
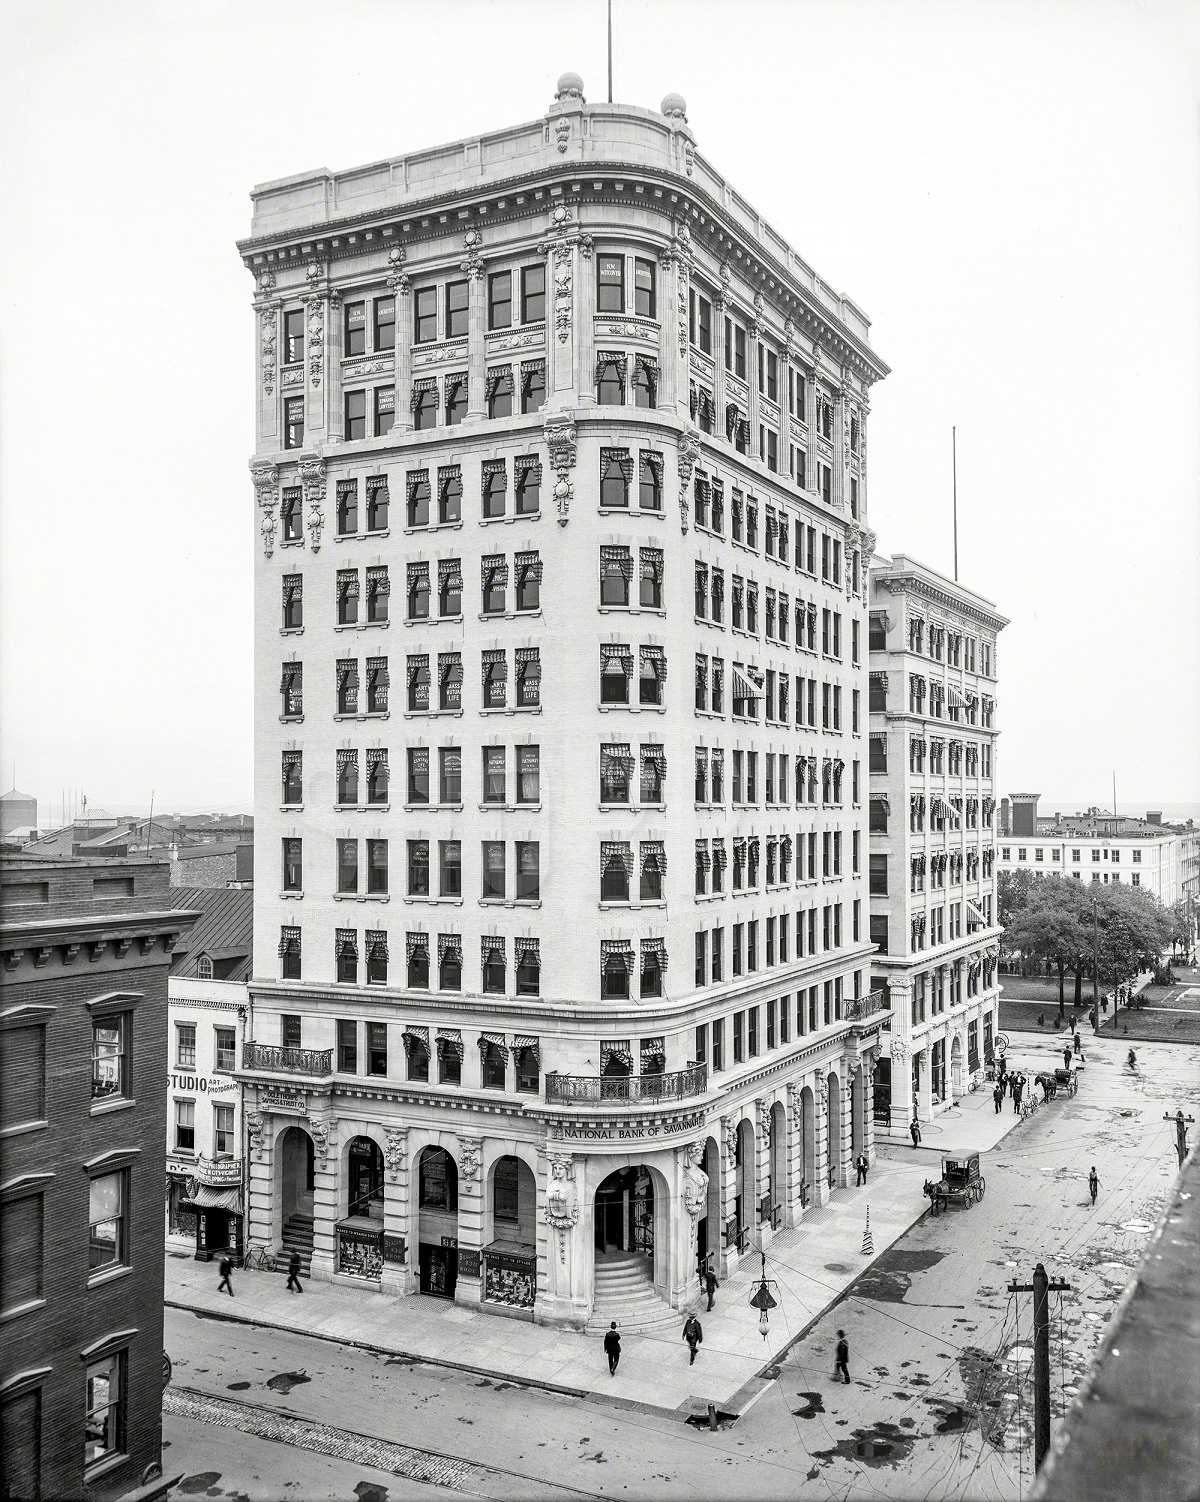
[867,553,1006,1130]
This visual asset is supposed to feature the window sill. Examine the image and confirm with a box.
[280,714,305,724]
[597,604,665,617]
[279,538,305,549]
[336,621,390,632]
[334,712,390,722]
[404,521,463,536]
[598,704,665,714]
[479,511,543,526]
[479,898,543,909]
[479,803,542,813]
[694,708,726,721]
[0,1296,47,1326]
[84,1453,129,1488]
[280,626,305,637]
[403,895,463,906]
[280,889,304,899]
[336,803,391,813]
[695,891,727,903]
[404,709,463,719]
[89,1097,136,1118]
[0,1118,48,1140]
[407,615,462,628]
[598,802,665,813]
[336,529,391,543]
[599,900,666,911]
[480,705,542,716]
[87,1264,132,1293]
[479,609,543,623]
[404,803,463,813]
[334,892,391,902]
[281,803,304,813]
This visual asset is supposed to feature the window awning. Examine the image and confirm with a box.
[181,1184,242,1216]
[733,668,762,701]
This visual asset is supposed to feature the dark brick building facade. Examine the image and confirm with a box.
[0,856,197,1502]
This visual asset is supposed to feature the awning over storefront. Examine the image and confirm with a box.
[181,1184,242,1216]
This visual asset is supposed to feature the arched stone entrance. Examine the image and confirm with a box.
[591,1163,673,1322]
[594,1165,653,1256]
[487,1154,536,1246]
[277,1125,314,1234]
[826,1072,842,1189]
[417,1145,458,1298]
[769,1101,786,1228]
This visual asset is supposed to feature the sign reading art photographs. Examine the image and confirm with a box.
[168,1072,237,1095]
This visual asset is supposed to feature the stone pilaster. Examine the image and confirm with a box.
[754,1099,771,1238]
[254,273,280,450]
[713,271,728,431]
[454,1135,484,1308]
[388,250,413,434]
[784,1083,805,1227]
[837,1071,853,1188]
[747,291,764,458]
[326,292,344,443]
[302,266,329,444]
[658,243,681,417]
[718,1114,740,1275]
[536,1151,588,1330]
[308,1114,338,1281]
[463,231,486,420]
[805,356,822,494]
[382,1127,409,1295]
[540,203,592,411]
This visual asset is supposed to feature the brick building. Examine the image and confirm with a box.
[239,76,889,1329]
[866,554,1006,1129]
[0,856,197,1501]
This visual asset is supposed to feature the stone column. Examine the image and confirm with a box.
[462,230,486,420]
[754,1099,771,1242]
[540,204,592,412]
[784,1083,805,1227]
[389,250,413,435]
[747,292,764,459]
[813,1074,831,1207]
[302,267,329,445]
[454,1136,484,1309]
[718,1115,740,1275]
[864,1050,879,1166]
[838,1071,853,1188]
[244,1107,272,1247]
[308,1113,339,1282]
[805,357,822,494]
[575,235,596,408]
[676,1142,706,1308]
[658,244,680,417]
[381,1127,409,1295]
[917,1044,934,1123]
[326,292,344,443]
[254,273,280,451]
[537,1151,588,1330]
[712,279,728,431]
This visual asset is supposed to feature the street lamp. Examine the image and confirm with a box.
[747,1250,778,1340]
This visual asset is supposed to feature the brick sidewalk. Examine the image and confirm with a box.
[167,1156,934,1421]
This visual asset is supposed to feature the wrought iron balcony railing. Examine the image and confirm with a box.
[241,1042,333,1077]
[844,988,888,1022]
[545,1062,707,1105]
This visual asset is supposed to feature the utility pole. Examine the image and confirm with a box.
[1164,1110,1195,1169]
[1008,1263,1072,1470]
[1090,895,1100,1032]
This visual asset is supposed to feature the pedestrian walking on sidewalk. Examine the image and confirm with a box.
[1073,1031,1084,1062]
[683,1313,703,1365]
[855,1154,869,1186]
[1062,1045,1072,1072]
[217,1256,234,1297]
[909,1118,922,1149]
[1013,1077,1024,1114]
[603,1322,621,1376]
[704,1266,719,1311]
[286,1249,304,1293]
[1088,1167,1099,1206]
[993,1083,1003,1114]
[834,1330,851,1384]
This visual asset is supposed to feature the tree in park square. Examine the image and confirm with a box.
[1002,876,1091,1015]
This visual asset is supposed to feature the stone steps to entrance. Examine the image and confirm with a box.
[587,1253,679,1333]
[279,1214,314,1275]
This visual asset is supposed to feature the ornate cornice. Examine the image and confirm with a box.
[238,163,888,386]
[875,572,1008,633]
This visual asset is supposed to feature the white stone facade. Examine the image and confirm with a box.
[997,828,1190,905]
[868,554,1007,1131]
[165,978,247,1254]
[240,79,890,1327]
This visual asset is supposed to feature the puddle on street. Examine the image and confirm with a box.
[792,1391,825,1419]
[811,1422,916,1468]
[226,1381,251,1391]
[266,1370,311,1393]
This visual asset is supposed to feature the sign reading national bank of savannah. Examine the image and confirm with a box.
[549,1108,708,1143]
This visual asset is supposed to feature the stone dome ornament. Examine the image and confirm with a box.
[661,92,687,122]
[556,71,585,103]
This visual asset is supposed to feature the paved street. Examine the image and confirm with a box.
[165,1029,1199,1501]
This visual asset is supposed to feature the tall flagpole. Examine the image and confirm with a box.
[952,426,959,582]
[607,0,613,103]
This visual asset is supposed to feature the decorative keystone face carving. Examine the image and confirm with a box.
[309,1117,332,1162]
[677,429,699,535]
[545,1155,579,1235]
[681,1142,708,1220]
[384,1129,407,1178]
[246,1111,264,1152]
[721,1115,738,1162]
[300,458,326,553]
[544,416,578,526]
[458,1137,482,1181]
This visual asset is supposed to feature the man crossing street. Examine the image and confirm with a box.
[909,1118,922,1149]
[1088,1167,1099,1206]
[834,1330,851,1384]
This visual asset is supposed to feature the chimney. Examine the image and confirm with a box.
[999,797,1011,836]
[1010,793,1040,838]
[1147,810,1162,826]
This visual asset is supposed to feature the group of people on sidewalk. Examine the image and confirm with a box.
[215,1249,305,1298]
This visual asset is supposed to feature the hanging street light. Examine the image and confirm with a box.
[747,1250,779,1340]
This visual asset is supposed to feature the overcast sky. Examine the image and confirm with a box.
[2,0,1198,820]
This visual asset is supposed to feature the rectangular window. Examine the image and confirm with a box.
[344,299,366,356]
[283,308,304,364]
[344,389,366,440]
[374,384,394,436]
[521,263,546,323]
[439,840,462,897]
[407,839,430,896]
[597,253,625,312]
[214,1026,235,1073]
[515,841,540,900]
[337,838,359,894]
[414,286,438,342]
[88,1171,126,1272]
[174,1098,195,1152]
[367,1021,387,1077]
[175,1022,196,1068]
[84,1351,126,1473]
[91,1016,128,1101]
[338,1020,359,1073]
[482,840,506,899]
[214,1102,235,1156]
[446,279,469,338]
[367,838,389,895]
[282,836,303,891]
[634,257,656,318]
[284,396,304,450]
[517,744,540,803]
[488,270,512,329]
[374,295,395,350]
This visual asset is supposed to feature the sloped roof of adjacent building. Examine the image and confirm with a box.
[0,788,37,802]
[165,884,253,981]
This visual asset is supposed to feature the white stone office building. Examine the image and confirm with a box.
[867,554,1006,1130]
[239,76,890,1329]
